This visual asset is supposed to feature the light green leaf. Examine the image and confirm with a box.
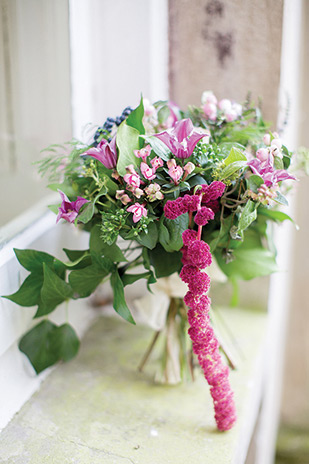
[224,147,247,165]
[77,202,94,224]
[238,200,258,233]
[217,161,247,180]
[274,191,289,206]
[126,95,145,136]
[116,122,140,176]
[141,135,170,161]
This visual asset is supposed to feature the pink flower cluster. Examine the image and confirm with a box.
[180,229,237,431]
[164,181,225,226]
[202,91,242,122]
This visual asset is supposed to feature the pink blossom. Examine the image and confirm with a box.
[248,154,296,188]
[256,148,269,162]
[127,203,147,223]
[194,206,215,226]
[182,194,201,212]
[134,144,152,162]
[140,162,156,181]
[144,183,164,201]
[203,103,217,120]
[187,240,212,269]
[218,99,232,112]
[123,166,141,188]
[182,229,198,246]
[201,91,217,106]
[164,198,187,219]
[115,190,131,205]
[184,162,195,175]
[168,165,183,184]
[150,156,164,170]
[263,134,271,145]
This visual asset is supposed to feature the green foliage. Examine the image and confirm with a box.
[116,122,140,176]
[110,269,135,324]
[126,96,145,139]
[215,229,277,280]
[159,214,189,252]
[19,320,80,374]
[149,244,182,278]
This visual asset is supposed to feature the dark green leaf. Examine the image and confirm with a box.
[19,320,59,374]
[122,271,152,287]
[3,273,43,307]
[149,244,182,278]
[159,214,189,252]
[14,248,55,272]
[89,224,127,261]
[110,270,135,324]
[136,222,158,249]
[41,264,73,308]
[50,323,80,362]
[69,264,109,297]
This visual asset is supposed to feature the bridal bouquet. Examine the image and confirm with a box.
[4,92,297,431]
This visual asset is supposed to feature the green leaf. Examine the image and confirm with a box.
[149,244,182,278]
[63,249,89,261]
[41,264,73,308]
[110,269,135,324]
[157,105,171,125]
[47,183,75,197]
[19,320,59,374]
[274,191,289,206]
[215,230,278,280]
[246,174,264,193]
[90,224,126,261]
[126,96,145,136]
[48,204,59,215]
[50,323,80,362]
[141,135,170,161]
[121,271,152,287]
[258,208,295,224]
[217,161,247,181]
[116,122,140,176]
[77,202,94,224]
[3,273,43,307]
[69,265,109,297]
[238,200,258,233]
[159,214,189,252]
[274,156,284,170]
[14,249,55,273]
[136,222,158,249]
[224,147,247,165]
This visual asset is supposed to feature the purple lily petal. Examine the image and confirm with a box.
[173,119,194,143]
[153,118,205,159]
[56,190,89,224]
[82,136,117,169]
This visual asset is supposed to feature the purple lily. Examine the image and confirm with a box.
[153,118,205,159]
[82,135,117,169]
[248,154,296,188]
[56,190,89,223]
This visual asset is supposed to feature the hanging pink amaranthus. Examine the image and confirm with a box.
[164,181,237,431]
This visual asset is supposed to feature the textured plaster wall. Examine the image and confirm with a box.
[168,0,283,124]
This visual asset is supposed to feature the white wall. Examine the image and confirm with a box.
[69,0,169,140]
